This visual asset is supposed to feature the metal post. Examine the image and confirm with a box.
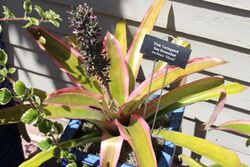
[151,64,169,133]
[142,59,157,118]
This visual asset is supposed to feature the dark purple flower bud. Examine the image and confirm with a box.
[69,3,110,85]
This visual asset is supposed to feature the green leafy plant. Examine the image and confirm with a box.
[0,0,248,167]
[0,0,62,30]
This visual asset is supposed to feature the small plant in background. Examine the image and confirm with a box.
[0,0,249,167]
[0,0,62,31]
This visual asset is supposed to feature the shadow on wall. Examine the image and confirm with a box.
[0,0,122,92]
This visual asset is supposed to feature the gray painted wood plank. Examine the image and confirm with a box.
[47,0,250,12]
[45,0,250,49]
[3,14,250,84]
[202,0,250,11]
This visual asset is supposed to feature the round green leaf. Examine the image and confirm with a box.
[0,76,5,83]
[35,5,45,18]
[29,17,39,26]
[53,121,64,135]
[60,148,69,157]
[23,0,32,14]
[1,68,8,77]
[0,49,8,66]
[0,88,12,105]
[21,108,38,124]
[53,147,61,158]
[66,163,77,167]
[66,153,76,162]
[13,80,27,97]
[38,119,52,134]
[8,67,16,74]
[38,138,52,151]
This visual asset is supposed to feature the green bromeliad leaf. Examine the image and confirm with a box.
[215,120,250,137]
[19,132,101,167]
[28,27,102,94]
[0,104,31,125]
[115,116,157,167]
[0,103,107,125]
[153,130,244,167]
[44,87,103,109]
[43,105,106,121]
[179,154,206,167]
[121,57,226,115]
[126,0,166,90]
[115,20,127,57]
[146,82,246,123]
[105,32,129,105]
[100,135,123,167]
[137,76,224,118]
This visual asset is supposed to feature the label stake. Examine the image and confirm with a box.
[151,64,169,133]
[143,59,157,118]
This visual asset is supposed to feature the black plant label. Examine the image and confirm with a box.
[140,34,191,69]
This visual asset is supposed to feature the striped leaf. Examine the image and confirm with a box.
[19,132,101,167]
[105,32,129,105]
[179,154,206,167]
[120,57,226,115]
[126,0,166,91]
[138,76,224,118]
[153,130,244,167]
[44,87,103,109]
[115,116,157,167]
[43,105,106,121]
[215,120,250,137]
[28,27,102,94]
[100,135,123,167]
[146,82,245,123]
[115,20,127,57]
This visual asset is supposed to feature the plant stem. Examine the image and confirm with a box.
[0,17,49,24]
[0,17,27,21]
[2,73,60,146]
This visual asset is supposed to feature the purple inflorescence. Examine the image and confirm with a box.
[69,4,110,85]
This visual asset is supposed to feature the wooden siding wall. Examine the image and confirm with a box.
[1,0,249,165]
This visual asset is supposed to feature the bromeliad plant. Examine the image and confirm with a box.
[0,0,248,166]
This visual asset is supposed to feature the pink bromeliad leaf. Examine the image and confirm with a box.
[214,120,250,137]
[115,20,127,57]
[119,57,226,115]
[28,27,102,94]
[115,116,157,167]
[104,32,129,105]
[137,76,224,118]
[44,87,103,109]
[100,132,124,167]
[43,105,106,121]
[203,89,226,130]
[126,0,166,92]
